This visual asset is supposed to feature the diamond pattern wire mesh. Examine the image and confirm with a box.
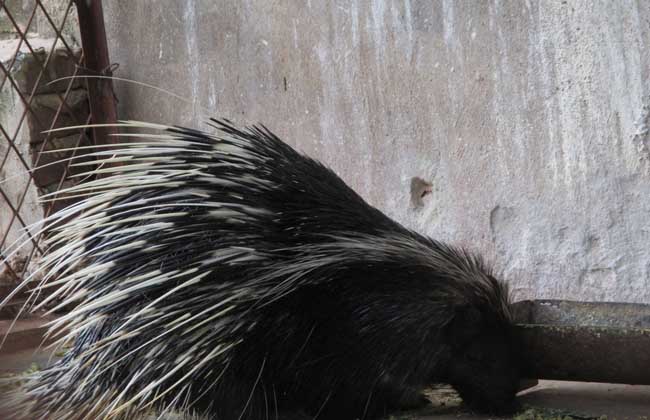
[0,0,98,318]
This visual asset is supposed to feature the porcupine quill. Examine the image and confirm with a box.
[1,115,520,420]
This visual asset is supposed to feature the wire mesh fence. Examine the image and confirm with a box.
[0,0,113,319]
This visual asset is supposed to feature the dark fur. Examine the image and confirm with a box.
[12,120,520,419]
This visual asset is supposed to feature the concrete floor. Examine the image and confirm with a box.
[409,381,650,420]
[1,347,648,419]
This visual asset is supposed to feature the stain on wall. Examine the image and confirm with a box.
[104,0,650,303]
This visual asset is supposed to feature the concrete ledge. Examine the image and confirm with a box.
[0,316,56,356]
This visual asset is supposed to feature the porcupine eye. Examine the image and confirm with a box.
[444,307,520,415]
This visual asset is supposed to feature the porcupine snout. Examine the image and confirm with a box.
[442,305,521,414]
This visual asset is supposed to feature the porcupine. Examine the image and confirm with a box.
[3,119,520,420]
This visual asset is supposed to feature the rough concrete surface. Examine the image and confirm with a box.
[103,1,650,303]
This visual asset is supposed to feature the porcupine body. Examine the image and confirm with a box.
[6,120,520,420]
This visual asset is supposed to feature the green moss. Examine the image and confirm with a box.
[513,408,572,420]
[24,362,41,375]
[0,362,43,393]
[514,407,607,420]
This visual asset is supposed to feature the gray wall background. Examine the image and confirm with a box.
[103,1,650,303]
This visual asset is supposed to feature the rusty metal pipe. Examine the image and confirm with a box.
[74,0,119,147]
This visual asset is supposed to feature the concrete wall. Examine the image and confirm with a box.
[103,1,650,303]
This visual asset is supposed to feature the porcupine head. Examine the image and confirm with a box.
[364,248,521,416]
[438,276,521,414]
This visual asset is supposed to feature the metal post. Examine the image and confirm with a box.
[74,0,119,146]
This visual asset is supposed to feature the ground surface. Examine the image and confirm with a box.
[403,382,649,420]
[1,346,648,420]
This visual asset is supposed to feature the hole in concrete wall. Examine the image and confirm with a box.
[410,177,432,208]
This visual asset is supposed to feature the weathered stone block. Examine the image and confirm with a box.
[27,88,89,143]
[36,0,82,44]
[11,45,83,94]
[31,133,94,187]
[39,179,82,215]
[0,0,36,39]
